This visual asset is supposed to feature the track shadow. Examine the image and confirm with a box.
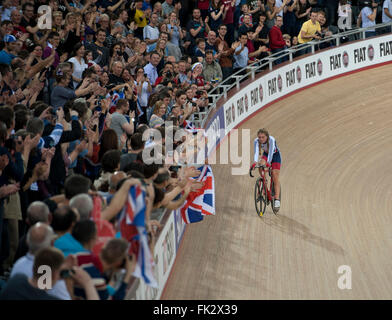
[262,213,345,256]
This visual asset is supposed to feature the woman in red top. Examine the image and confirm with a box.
[90,129,119,164]
[198,0,211,19]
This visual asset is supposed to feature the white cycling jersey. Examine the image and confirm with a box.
[253,135,280,164]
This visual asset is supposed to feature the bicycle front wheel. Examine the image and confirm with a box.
[254,178,267,217]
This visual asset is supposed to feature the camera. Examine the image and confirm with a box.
[165,71,173,78]
[359,0,378,8]
[60,269,75,279]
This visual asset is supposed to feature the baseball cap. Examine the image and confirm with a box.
[3,35,17,43]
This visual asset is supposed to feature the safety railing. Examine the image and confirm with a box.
[194,21,392,128]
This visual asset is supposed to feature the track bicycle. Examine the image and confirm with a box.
[249,164,281,217]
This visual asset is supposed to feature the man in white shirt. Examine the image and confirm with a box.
[11,223,72,300]
[143,13,160,52]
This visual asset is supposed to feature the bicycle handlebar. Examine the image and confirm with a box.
[249,164,266,178]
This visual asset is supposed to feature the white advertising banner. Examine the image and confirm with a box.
[223,35,392,135]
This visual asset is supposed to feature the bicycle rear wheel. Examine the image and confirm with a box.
[254,178,267,217]
[271,182,281,214]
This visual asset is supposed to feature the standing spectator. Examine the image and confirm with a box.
[114,9,129,38]
[357,1,378,38]
[149,101,167,128]
[167,12,184,47]
[43,31,61,69]
[0,0,16,22]
[222,0,236,45]
[295,0,312,35]
[209,0,225,32]
[382,0,392,33]
[144,51,161,86]
[195,38,207,62]
[202,50,223,86]
[109,61,125,86]
[206,30,218,55]
[338,0,353,34]
[10,9,27,40]
[135,67,153,122]
[324,0,340,26]
[133,0,148,39]
[0,35,17,65]
[50,67,96,109]
[233,33,249,71]
[20,3,35,31]
[198,0,211,20]
[10,223,71,300]
[283,0,299,37]
[109,99,135,148]
[253,13,271,50]
[187,8,210,49]
[144,13,160,52]
[85,29,110,69]
[177,59,191,85]
[265,0,289,29]
[13,201,52,262]
[297,8,321,54]
[269,16,289,65]
[1,247,99,300]
[68,43,88,89]
[0,20,14,43]
[215,24,234,80]
[232,33,266,72]
[162,0,175,18]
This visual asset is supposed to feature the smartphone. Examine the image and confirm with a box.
[60,269,75,279]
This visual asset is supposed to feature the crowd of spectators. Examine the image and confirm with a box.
[0,0,391,300]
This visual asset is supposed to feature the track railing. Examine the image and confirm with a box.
[194,21,392,128]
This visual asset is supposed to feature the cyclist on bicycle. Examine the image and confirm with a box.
[251,128,281,209]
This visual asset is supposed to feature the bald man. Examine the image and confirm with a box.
[14,201,52,262]
[10,223,71,300]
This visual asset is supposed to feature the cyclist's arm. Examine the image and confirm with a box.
[266,136,276,165]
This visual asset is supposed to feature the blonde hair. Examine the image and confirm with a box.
[257,128,270,152]
[53,11,62,18]
[152,100,166,115]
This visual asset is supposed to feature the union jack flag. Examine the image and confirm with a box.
[107,90,125,113]
[119,186,157,288]
[180,165,215,224]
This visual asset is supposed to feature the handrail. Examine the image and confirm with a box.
[194,21,392,129]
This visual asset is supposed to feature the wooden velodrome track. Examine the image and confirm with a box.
[162,64,392,300]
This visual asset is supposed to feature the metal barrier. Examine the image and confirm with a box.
[194,21,392,129]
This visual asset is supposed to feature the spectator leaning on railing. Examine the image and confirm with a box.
[297,8,321,55]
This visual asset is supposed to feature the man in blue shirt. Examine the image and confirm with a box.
[233,33,249,71]
[144,51,161,86]
[357,1,378,38]
[0,34,17,65]
[382,0,392,33]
